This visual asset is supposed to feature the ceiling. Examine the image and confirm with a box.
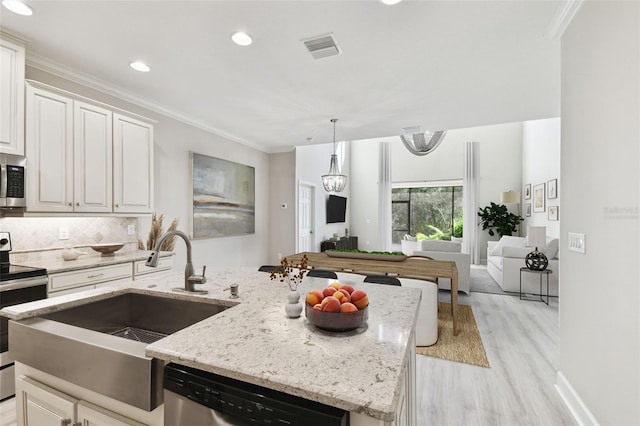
[0,0,562,153]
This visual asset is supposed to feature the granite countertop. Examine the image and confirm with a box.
[1,266,420,421]
[13,249,174,274]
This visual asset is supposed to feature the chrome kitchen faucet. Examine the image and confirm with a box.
[145,230,207,294]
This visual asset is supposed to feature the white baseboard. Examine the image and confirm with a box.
[555,371,599,426]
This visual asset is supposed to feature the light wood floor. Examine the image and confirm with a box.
[423,290,575,425]
[0,290,574,426]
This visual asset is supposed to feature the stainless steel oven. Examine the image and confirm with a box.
[0,232,47,400]
[0,154,27,209]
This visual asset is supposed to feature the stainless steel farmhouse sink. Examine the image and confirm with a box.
[9,293,231,411]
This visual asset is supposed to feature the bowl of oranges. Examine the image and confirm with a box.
[304,282,369,332]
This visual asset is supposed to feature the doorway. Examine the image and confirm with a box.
[297,181,315,252]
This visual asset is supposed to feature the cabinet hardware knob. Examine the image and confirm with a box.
[87,273,104,279]
[76,202,80,206]
[68,202,72,206]
[115,204,119,208]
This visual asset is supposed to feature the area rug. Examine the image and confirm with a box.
[470,266,509,295]
[416,302,490,368]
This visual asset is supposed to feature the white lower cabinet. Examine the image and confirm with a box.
[47,257,174,297]
[349,330,416,426]
[48,263,132,296]
[16,375,146,426]
[133,257,173,278]
[77,400,147,426]
[16,375,76,426]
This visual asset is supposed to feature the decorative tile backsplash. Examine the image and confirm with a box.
[0,217,138,253]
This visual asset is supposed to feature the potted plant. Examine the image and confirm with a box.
[477,202,523,237]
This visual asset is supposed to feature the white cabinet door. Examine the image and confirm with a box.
[78,400,147,426]
[74,101,113,213]
[0,36,25,155]
[16,375,77,426]
[113,113,154,213]
[26,84,74,212]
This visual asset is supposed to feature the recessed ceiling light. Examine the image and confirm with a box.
[231,31,253,46]
[129,61,150,72]
[2,0,33,16]
[380,0,403,4]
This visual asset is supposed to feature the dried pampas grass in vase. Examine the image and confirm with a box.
[145,212,180,252]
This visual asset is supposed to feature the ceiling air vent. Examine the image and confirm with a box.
[302,34,340,59]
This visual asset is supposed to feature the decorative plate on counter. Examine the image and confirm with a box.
[90,243,125,256]
[325,251,407,262]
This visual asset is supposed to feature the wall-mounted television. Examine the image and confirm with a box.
[326,195,347,223]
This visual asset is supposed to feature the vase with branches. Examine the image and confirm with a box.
[138,212,180,251]
[270,254,308,318]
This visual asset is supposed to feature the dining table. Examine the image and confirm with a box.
[285,251,460,336]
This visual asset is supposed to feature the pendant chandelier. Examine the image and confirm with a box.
[322,118,347,193]
[400,127,447,156]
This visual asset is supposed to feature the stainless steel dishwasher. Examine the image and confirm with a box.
[164,363,348,425]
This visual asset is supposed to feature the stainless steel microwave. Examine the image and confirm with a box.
[0,153,27,209]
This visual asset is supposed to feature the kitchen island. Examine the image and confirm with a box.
[2,266,420,425]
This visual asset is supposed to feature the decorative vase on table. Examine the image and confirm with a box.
[285,290,303,318]
[269,254,309,319]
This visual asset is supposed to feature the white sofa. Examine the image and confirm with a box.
[402,239,471,294]
[487,236,559,296]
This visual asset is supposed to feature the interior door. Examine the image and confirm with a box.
[298,182,315,252]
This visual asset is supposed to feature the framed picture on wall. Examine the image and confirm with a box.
[190,152,256,239]
[525,203,532,217]
[547,179,558,199]
[533,183,546,212]
[524,184,531,200]
[548,206,559,221]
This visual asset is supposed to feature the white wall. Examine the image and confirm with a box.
[522,118,561,238]
[350,137,384,251]
[268,151,296,262]
[560,2,639,424]
[295,142,351,250]
[24,67,271,270]
[351,123,523,258]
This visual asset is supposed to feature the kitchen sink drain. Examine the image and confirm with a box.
[108,327,168,344]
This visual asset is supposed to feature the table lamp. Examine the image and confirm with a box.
[525,226,548,271]
[501,191,521,235]
[500,191,520,206]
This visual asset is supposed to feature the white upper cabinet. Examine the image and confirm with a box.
[26,83,74,212]
[74,101,113,213]
[0,35,26,155]
[113,113,154,213]
[25,81,154,214]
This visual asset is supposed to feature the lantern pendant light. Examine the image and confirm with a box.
[322,118,347,193]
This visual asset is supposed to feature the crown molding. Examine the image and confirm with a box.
[545,0,585,40]
[0,30,28,45]
[25,53,269,153]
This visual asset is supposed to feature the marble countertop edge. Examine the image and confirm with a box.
[12,250,175,274]
[146,348,399,421]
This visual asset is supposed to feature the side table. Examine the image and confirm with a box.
[519,267,551,305]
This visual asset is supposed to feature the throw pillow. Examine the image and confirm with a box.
[403,234,417,242]
[489,236,527,257]
[541,238,560,259]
